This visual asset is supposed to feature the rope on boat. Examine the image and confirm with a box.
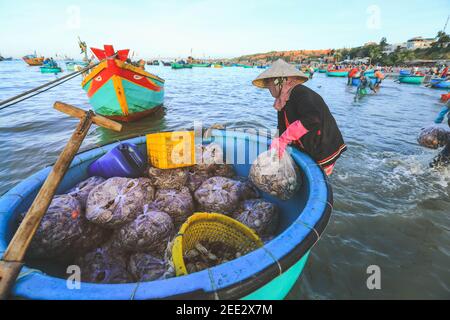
[0,53,118,111]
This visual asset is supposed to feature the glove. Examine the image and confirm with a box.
[270,120,309,158]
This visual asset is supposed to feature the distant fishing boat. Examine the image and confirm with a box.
[81,45,165,122]
[430,78,450,89]
[171,63,193,69]
[162,61,172,66]
[191,63,211,67]
[318,69,327,73]
[23,53,45,66]
[66,61,88,72]
[212,64,223,68]
[40,59,62,74]
[326,69,349,77]
[398,75,425,84]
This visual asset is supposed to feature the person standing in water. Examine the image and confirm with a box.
[252,59,347,176]
[355,73,376,100]
[374,68,385,91]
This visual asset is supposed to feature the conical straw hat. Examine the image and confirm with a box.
[252,59,309,88]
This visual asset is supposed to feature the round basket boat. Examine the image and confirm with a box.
[0,130,332,300]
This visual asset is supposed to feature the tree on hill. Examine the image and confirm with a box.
[432,31,450,48]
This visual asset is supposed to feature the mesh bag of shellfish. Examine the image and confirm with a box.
[153,187,194,227]
[112,207,175,256]
[233,199,279,238]
[417,126,450,149]
[67,176,106,209]
[249,149,301,200]
[128,252,172,282]
[194,177,241,215]
[86,177,155,229]
[186,167,212,193]
[195,143,224,172]
[232,176,260,201]
[20,194,108,260]
[147,167,188,190]
[76,241,133,284]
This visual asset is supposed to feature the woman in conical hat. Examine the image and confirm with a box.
[253,59,346,175]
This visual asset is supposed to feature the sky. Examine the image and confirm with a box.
[0,0,449,59]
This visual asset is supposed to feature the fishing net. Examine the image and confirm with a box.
[249,149,301,200]
[76,241,132,284]
[194,177,241,215]
[418,126,450,149]
[147,167,188,190]
[153,187,194,227]
[128,253,170,282]
[67,176,106,209]
[113,208,174,256]
[233,199,279,237]
[86,177,155,229]
[21,195,108,260]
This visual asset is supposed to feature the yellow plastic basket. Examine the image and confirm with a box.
[146,131,195,169]
[172,213,263,276]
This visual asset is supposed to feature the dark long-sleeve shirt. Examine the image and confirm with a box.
[277,84,347,167]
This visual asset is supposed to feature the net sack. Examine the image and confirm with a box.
[76,241,132,284]
[418,126,450,149]
[67,176,106,209]
[22,195,108,260]
[86,177,155,229]
[147,167,188,190]
[233,199,279,237]
[194,177,241,215]
[153,187,194,227]
[113,208,175,256]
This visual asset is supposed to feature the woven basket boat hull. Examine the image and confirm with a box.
[0,130,332,300]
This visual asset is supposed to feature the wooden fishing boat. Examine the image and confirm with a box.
[430,78,450,89]
[326,69,349,77]
[398,75,425,84]
[81,45,165,122]
[318,69,327,73]
[171,63,193,69]
[22,54,45,66]
[212,64,223,68]
[0,129,331,300]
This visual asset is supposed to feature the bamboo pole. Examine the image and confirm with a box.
[0,102,122,299]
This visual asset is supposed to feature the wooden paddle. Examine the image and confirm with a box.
[0,102,122,300]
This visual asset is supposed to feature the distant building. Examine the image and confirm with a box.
[406,37,435,50]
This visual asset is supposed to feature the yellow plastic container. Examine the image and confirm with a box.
[172,212,263,276]
[146,131,196,169]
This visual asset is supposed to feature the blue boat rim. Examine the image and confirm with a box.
[0,130,332,300]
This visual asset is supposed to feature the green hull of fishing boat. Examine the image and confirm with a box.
[40,67,62,74]
[191,63,211,67]
[399,76,425,84]
[171,63,193,69]
[319,69,327,73]
[242,252,310,299]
